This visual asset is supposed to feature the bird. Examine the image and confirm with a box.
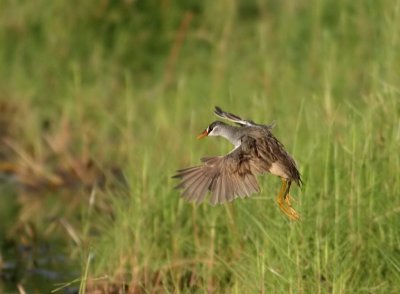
[173,106,302,221]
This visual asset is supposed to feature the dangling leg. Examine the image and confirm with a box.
[283,180,292,204]
[283,180,297,206]
[275,178,300,221]
[284,180,300,220]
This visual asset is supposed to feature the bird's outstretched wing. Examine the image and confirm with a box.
[173,136,269,205]
[214,106,256,126]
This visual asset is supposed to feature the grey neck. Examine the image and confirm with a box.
[218,125,243,147]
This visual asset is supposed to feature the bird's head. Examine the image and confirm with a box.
[197,121,227,139]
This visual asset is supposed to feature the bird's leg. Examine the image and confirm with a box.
[283,181,298,207]
[283,180,292,205]
[284,193,296,206]
[275,178,300,221]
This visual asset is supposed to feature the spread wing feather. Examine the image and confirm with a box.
[214,106,275,130]
[173,135,266,205]
[214,106,256,126]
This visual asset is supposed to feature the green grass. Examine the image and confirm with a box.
[1,0,400,292]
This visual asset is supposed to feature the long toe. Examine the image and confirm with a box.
[286,206,300,221]
[284,193,297,206]
[277,201,300,221]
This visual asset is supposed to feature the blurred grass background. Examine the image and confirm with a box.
[0,0,400,292]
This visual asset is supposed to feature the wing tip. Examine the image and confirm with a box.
[214,106,223,117]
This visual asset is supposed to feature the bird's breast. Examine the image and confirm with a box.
[269,162,289,179]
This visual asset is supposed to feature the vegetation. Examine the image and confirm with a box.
[0,0,399,292]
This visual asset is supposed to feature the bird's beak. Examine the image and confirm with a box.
[196,129,208,139]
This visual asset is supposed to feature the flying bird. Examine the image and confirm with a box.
[173,106,302,220]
